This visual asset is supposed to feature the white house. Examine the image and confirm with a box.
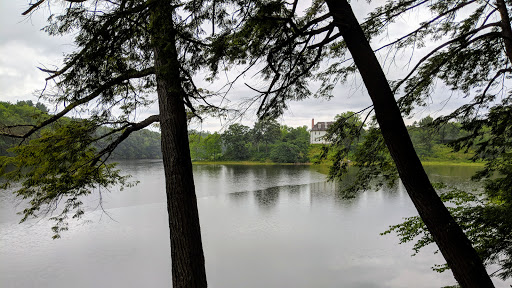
[310,119,334,144]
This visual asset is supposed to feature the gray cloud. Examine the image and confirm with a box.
[0,1,483,133]
[0,1,71,104]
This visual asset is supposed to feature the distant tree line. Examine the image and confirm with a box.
[318,112,473,164]
[1,101,473,163]
[94,126,162,160]
[189,119,310,163]
[407,116,469,158]
[0,101,161,160]
[0,101,48,156]
[1,101,311,163]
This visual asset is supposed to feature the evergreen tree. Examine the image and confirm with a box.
[0,1,241,287]
[215,0,510,285]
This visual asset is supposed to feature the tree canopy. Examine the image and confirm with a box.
[0,0,247,286]
[214,0,511,286]
[2,0,512,287]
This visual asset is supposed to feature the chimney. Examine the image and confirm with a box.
[312,118,314,129]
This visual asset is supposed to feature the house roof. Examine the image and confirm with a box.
[311,121,334,131]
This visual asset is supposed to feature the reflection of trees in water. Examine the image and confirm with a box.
[423,166,483,193]
[116,159,163,175]
[222,166,479,221]
[224,165,250,178]
[309,181,357,207]
[226,179,405,212]
[193,164,222,177]
[254,187,280,210]
[228,191,250,203]
[227,182,361,211]
[423,165,480,179]
[309,178,402,208]
[287,185,302,199]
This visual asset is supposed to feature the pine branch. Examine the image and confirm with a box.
[90,114,160,166]
[394,25,501,93]
[373,0,480,54]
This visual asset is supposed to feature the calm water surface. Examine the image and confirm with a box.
[0,161,510,288]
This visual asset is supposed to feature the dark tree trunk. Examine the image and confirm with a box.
[324,0,495,287]
[497,0,512,64]
[150,2,207,287]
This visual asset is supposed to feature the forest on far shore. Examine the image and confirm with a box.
[1,100,475,163]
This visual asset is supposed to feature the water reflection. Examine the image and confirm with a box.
[193,164,223,178]
[424,165,483,192]
[1,162,510,288]
[227,191,249,204]
[254,187,280,210]
[227,180,375,213]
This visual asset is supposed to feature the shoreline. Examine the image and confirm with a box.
[191,160,484,167]
[192,161,312,166]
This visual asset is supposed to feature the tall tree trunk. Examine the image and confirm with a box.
[324,0,495,287]
[150,2,207,287]
[497,0,512,64]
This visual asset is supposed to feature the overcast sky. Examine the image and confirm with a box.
[0,1,477,132]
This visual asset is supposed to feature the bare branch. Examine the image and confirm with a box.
[301,13,332,32]
[91,114,160,165]
[308,31,342,49]
[22,0,46,15]
[22,0,88,16]
[482,68,512,97]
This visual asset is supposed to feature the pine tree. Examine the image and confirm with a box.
[212,0,512,286]
[0,1,236,287]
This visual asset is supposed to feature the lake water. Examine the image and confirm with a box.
[0,161,510,288]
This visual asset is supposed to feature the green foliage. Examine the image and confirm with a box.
[0,101,49,156]
[270,142,300,163]
[0,120,131,239]
[321,112,397,194]
[383,100,512,280]
[204,132,222,161]
[308,144,329,164]
[222,124,251,161]
[0,101,162,160]
[96,127,162,160]
[382,187,512,280]
[279,125,310,163]
[408,118,447,157]
[406,116,473,159]
[251,119,281,157]
[324,111,366,157]
[219,122,310,163]
[189,131,222,161]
